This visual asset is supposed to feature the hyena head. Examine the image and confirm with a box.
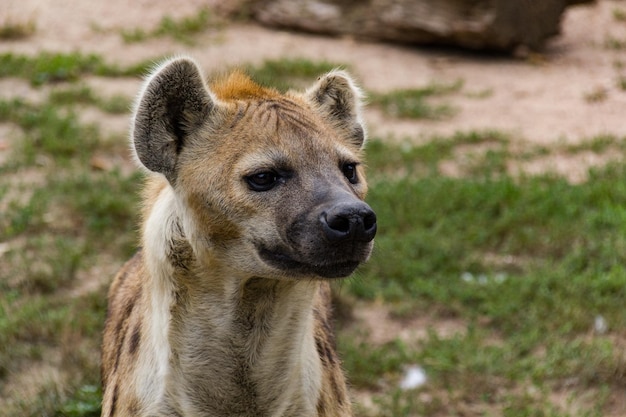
[133,57,376,279]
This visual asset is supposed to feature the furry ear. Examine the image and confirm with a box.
[305,70,366,149]
[132,57,215,184]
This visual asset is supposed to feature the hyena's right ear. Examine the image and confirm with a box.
[132,57,216,184]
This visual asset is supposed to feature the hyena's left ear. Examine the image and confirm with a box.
[305,70,366,149]
[132,57,217,184]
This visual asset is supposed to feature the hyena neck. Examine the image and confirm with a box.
[170,278,323,415]
[142,185,323,415]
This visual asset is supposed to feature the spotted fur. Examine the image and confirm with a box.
[101,57,375,417]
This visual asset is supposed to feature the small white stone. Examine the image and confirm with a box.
[594,315,608,334]
[399,365,427,390]
[461,272,474,283]
[494,273,507,283]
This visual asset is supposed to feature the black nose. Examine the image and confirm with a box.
[321,202,377,243]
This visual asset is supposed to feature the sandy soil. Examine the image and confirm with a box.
[2,0,626,148]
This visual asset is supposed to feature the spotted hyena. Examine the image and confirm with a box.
[101,56,377,417]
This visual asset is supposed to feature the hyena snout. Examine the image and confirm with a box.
[321,201,377,243]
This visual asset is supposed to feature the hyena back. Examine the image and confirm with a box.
[101,57,376,417]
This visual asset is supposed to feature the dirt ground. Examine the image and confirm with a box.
[2,0,626,148]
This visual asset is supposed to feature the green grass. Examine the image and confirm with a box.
[0,98,100,168]
[245,57,349,92]
[0,52,155,85]
[0,292,107,416]
[56,385,102,417]
[369,79,463,119]
[1,169,141,255]
[605,35,626,51]
[335,136,626,416]
[0,52,105,85]
[357,137,626,314]
[561,134,626,154]
[121,8,222,44]
[48,85,131,114]
[614,8,626,22]
[0,91,140,416]
[0,16,36,40]
[365,129,510,178]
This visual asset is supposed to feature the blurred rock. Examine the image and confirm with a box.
[252,0,595,51]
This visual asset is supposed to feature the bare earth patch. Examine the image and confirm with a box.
[352,302,467,346]
[2,0,626,151]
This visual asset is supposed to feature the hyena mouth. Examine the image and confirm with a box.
[258,247,362,279]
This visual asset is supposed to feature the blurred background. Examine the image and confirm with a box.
[1,0,626,415]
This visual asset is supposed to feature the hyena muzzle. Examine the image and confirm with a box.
[101,56,376,417]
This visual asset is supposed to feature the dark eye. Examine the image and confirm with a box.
[342,163,358,184]
[246,171,279,192]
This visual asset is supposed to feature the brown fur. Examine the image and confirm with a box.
[210,71,280,101]
[101,57,375,417]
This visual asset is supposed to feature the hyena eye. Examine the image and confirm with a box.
[342,163,359,184]
[247,171,279,192]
